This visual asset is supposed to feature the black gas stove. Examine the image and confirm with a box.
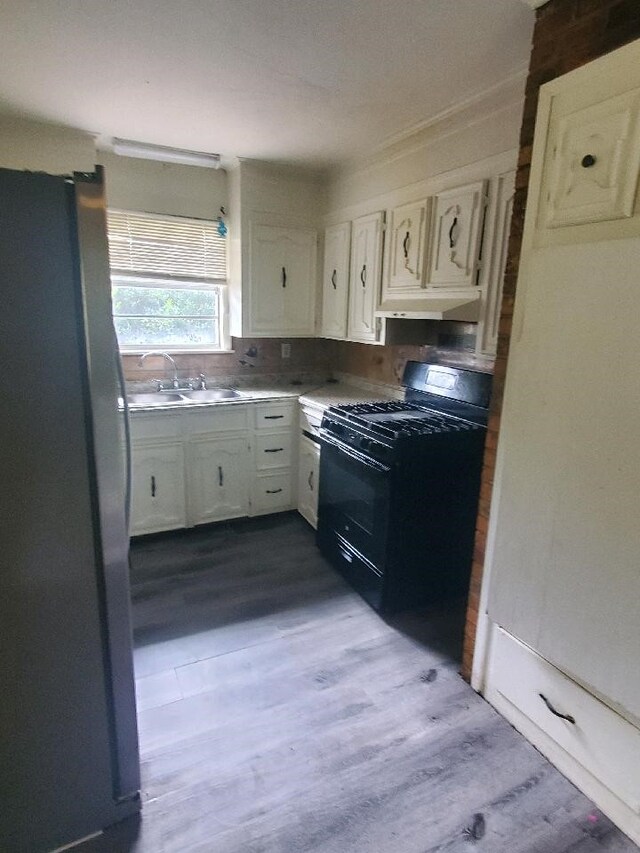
[316,362,491,613]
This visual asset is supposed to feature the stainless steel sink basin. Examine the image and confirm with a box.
[126,389,242,406]
[180,388,242,401]
[126,392,186,406]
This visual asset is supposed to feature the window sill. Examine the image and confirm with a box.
[119,348,236,356]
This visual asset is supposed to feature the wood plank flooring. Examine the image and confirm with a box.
[80,513,638,852]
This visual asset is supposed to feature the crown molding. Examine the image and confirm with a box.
[371,66,528,155]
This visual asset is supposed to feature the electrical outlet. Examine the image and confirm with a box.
[281,343,291,359]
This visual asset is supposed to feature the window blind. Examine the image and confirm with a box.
[106,210,226,283]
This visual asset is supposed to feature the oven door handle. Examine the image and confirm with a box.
[319,430,391,474]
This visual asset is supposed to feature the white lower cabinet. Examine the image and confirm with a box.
[297,434,320,529]
[130,442,186,535]
[130,401,296,535]
[188,436,249,525]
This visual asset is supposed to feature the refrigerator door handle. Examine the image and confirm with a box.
[113,332,132,534]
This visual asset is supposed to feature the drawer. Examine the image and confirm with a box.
[490,628,640,813]
[251,472,292,514]
[254,402,295,430]
[129,412,182,441]
[183,405,248,436]
[254,432,293,470]
[299,403,323,436]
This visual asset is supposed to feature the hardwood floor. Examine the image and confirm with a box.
[80,513,638,852]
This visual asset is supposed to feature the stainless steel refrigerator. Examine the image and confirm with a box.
[0,167,140,852]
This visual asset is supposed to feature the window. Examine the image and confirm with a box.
[107,209,228,351]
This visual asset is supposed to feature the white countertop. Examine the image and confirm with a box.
[127,377,401,414]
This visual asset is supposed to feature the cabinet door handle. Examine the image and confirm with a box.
[539,693,575,725]
[402,231,410,259]
[266,488,283,494]
[150,475,156,498]
[331,269,337,289]
[360,264,366,288]
[308,470,314,490]
[264,414,284,420]
[282,266,287,288]
[448,216,458,248]
[264,447,284,453]
[218,465,224,487]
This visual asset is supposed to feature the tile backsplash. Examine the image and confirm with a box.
[121,337,332,384]
[121,323,494,389]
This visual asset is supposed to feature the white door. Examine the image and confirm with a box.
[427,181,487,290]
[382,199,429,300]
[320,222,351,338]
[486,45,640,723]
[297,434,320,528]
[130,441,186,535]
[188,436,249,525]
[348,212,384,342]
[249,223,317,336]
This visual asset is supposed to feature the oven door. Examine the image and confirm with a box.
[317,431,391,581]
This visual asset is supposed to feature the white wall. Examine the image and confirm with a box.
[0,115,95,173]
[97,150,227,219]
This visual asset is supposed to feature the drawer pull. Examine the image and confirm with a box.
[266,488,283,494]
[264,447,284,453]
[539,693,576,725]
[264,414,284,420]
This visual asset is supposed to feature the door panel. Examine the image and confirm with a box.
[428,180,487,290]
[321,222,351,338]
[348,212,384,342]
[131,442,186,535]
[189,436,249,524]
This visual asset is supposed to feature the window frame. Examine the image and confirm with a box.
[107,209,231,354]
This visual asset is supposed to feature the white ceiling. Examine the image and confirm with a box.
[0,0,534,167]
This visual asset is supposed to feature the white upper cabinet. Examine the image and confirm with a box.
[320,222,351,339]
[381,199,430,301]
[348,212,384,343]
[478,170,516,357]
[427,180,488,290]
[247,222,317,337]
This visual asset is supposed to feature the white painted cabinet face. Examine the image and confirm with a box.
[188,436,249,525]
[130,442,186,535]
[348,212,384,342]
[320,222,351,339]
[297,434,320,529]
[248,223,317,336]
[382,199,429,299]
[478,170,515,357]
[540,88,640,230]
[427,180,487,290]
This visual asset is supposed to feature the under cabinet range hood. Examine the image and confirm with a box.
[375,295,481,322]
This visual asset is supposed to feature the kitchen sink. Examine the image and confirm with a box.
[179,388,242,401]
[126,392,187,406]
[126,388,242,407]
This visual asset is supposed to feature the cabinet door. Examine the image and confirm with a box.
[297,435,320,529]
[382,199,429,299]
[249,223,316,336]
[427,180,487,290]
[188,436,249,525]
[320,222,351,338]
[348,212,384,342]
[131,441,186,535]
[478,171,515,356]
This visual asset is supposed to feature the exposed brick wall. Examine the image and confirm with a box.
[461,0,640,681]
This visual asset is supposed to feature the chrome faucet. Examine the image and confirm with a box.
[139,351,180,389]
